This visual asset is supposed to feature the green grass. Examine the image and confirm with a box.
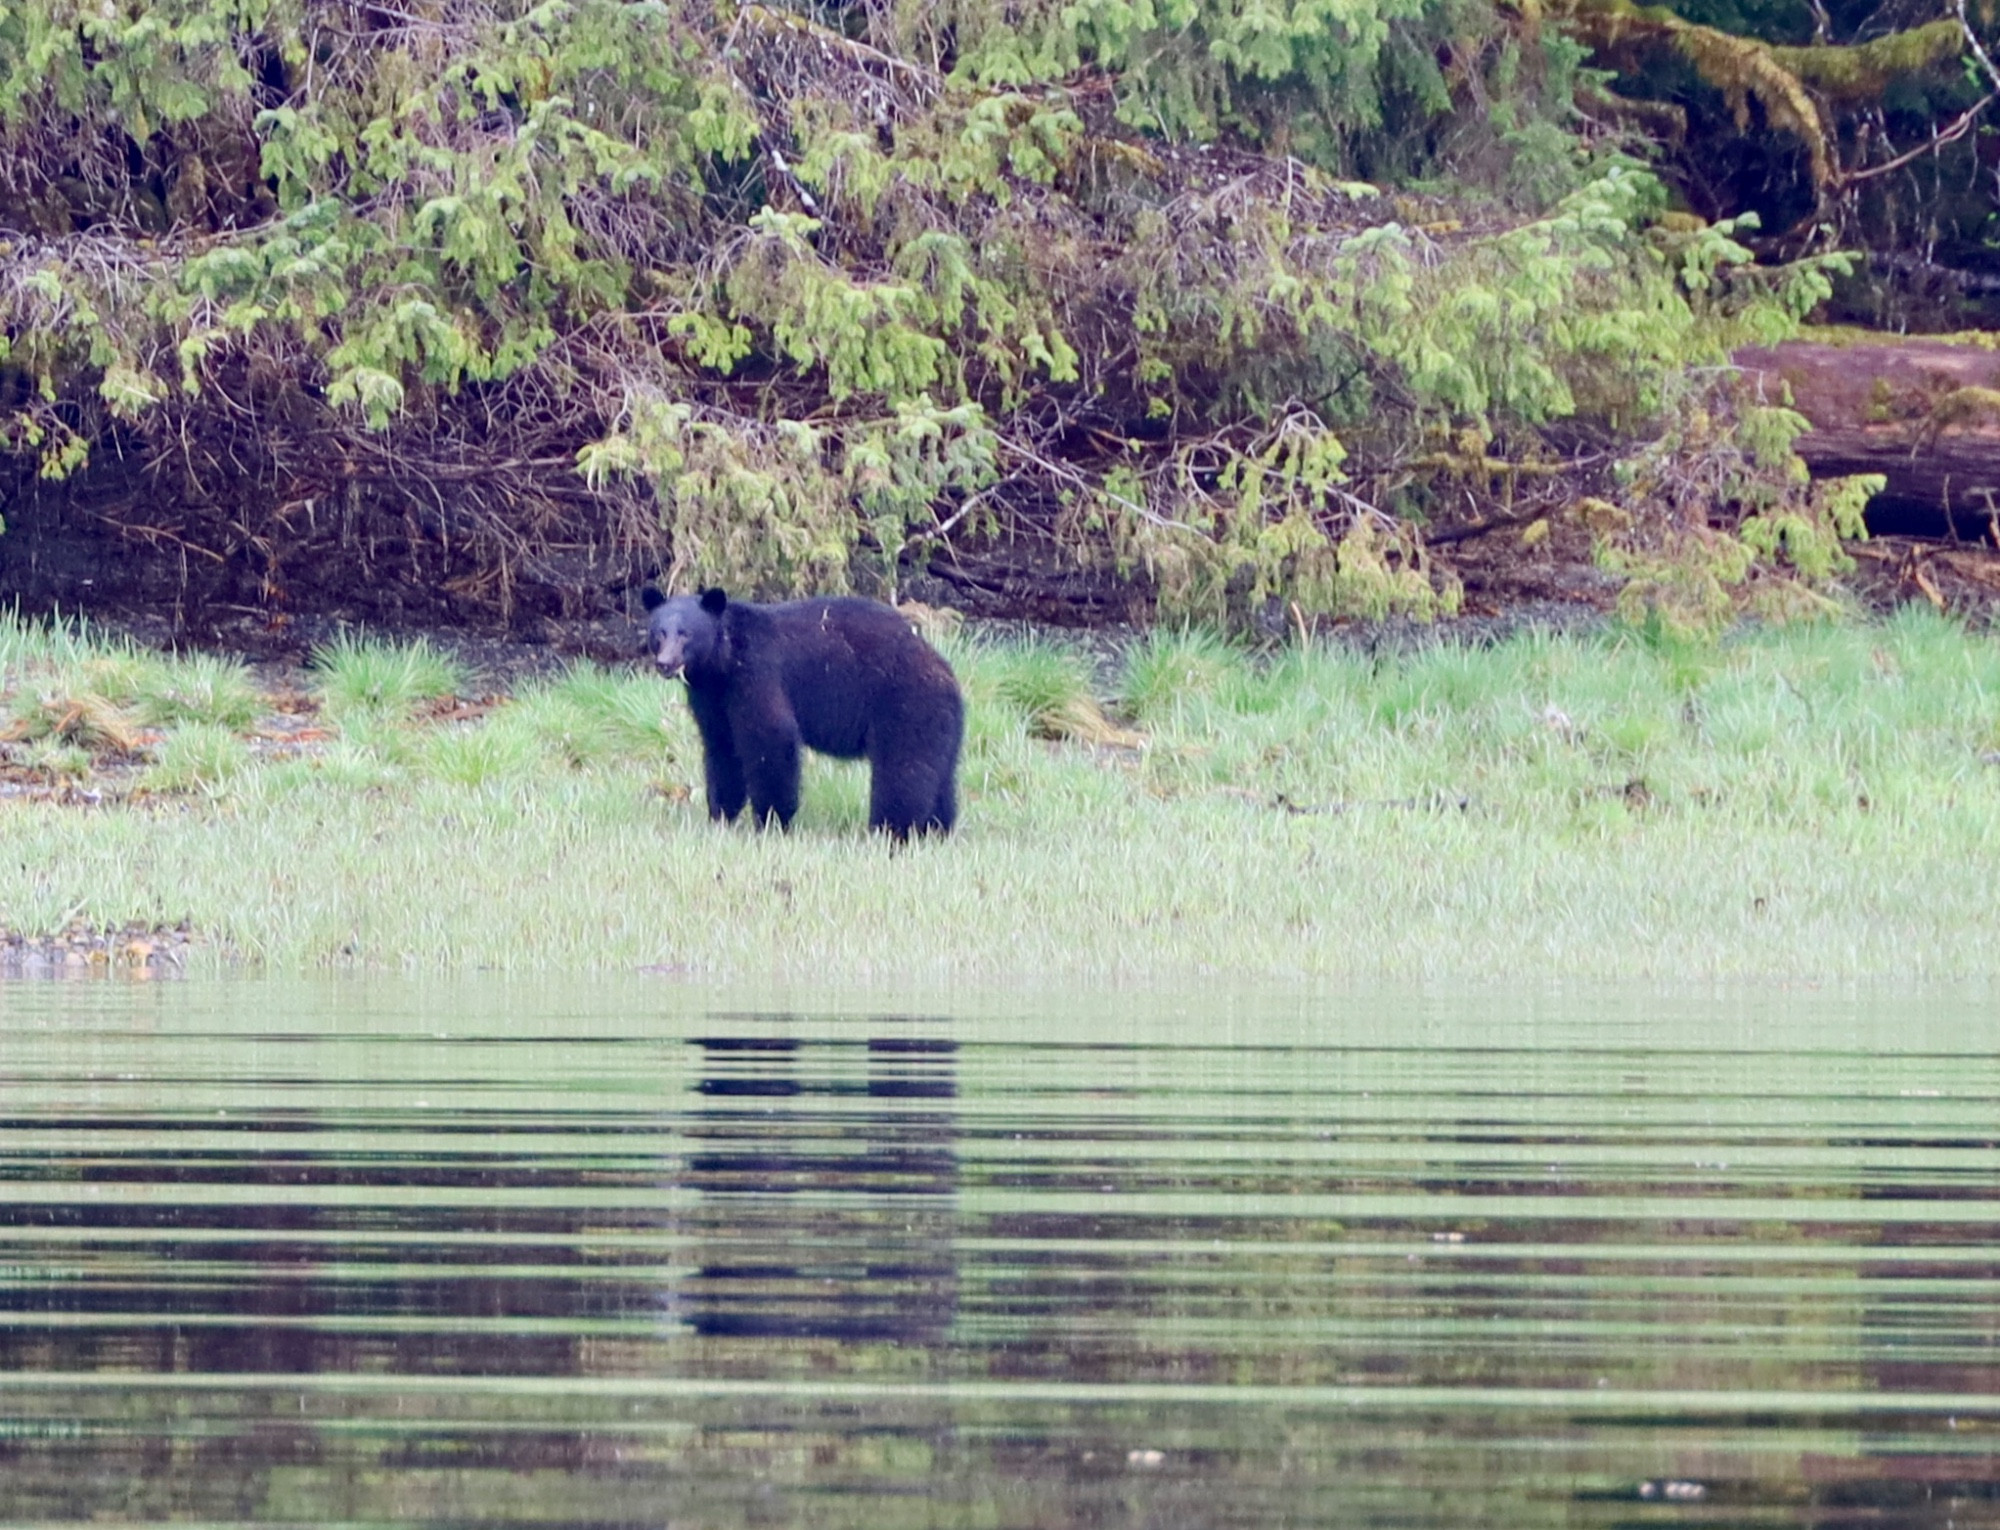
[419,722,546,790]
[0,616,159,750]
[4,685,142,750]
[19,737,92,779]
[5,607,2000,979]
[0,609,103,678]
[3,625,254,745]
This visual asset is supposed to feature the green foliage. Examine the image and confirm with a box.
[586,390,1000,597]
[941,0,1489,161]
[1583,359,1883,637]
[0,0,1860,629]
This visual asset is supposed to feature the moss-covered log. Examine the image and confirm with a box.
[1735,336,2000,535]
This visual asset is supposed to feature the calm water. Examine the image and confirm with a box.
[0,979,1995,1527]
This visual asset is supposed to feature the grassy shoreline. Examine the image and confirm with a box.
[3,609,1998,981]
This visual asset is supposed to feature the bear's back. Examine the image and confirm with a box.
[748,597,958,757]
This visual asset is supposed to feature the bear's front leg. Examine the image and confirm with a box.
[743,732,802,829]
[721,689,804,830]
[704,746,747,822]
[687,688,748,822]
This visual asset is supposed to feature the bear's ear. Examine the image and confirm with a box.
[699,587,729,616]
[640,586,666,612]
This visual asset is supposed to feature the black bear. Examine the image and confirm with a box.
[641,586,963,839]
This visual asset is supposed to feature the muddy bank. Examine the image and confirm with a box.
[14,461,2000,664]
[0,920,200,977]
[0,454,1152,647]
[0,472,1631,686]
[1,437,1631,654]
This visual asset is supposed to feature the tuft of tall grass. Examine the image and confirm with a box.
[19,737,93,778]
[311,634,465,717]
[420,723,545,789]
[3,686,143,751]
[142,723,251,794]
[1119,627,1242,724]
[0,608,99,680]
[0,621,166,753]
[131,652,262,728]
[501,665,682,768]
[294,740,407,794]
[73,651,172,704]
[324,708,421,767]
[966,640,1139,746]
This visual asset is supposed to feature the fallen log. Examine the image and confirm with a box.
[1734,337,2000,539]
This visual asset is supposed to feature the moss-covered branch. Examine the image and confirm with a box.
[1771,19,1965,108]
[1555,0,1967,190]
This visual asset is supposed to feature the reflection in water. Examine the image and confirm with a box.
[680,1035,958,1341]
[0,983,1995,1526]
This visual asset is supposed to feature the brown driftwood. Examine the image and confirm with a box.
[1734,338,2000,535]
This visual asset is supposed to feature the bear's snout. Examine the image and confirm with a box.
[652,636,687,677]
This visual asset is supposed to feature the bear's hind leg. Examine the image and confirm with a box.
[869,753,947,840]
[919,720,962,835]
[926,773,957,835]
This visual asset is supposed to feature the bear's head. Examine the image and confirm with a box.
[640,586,729,678]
